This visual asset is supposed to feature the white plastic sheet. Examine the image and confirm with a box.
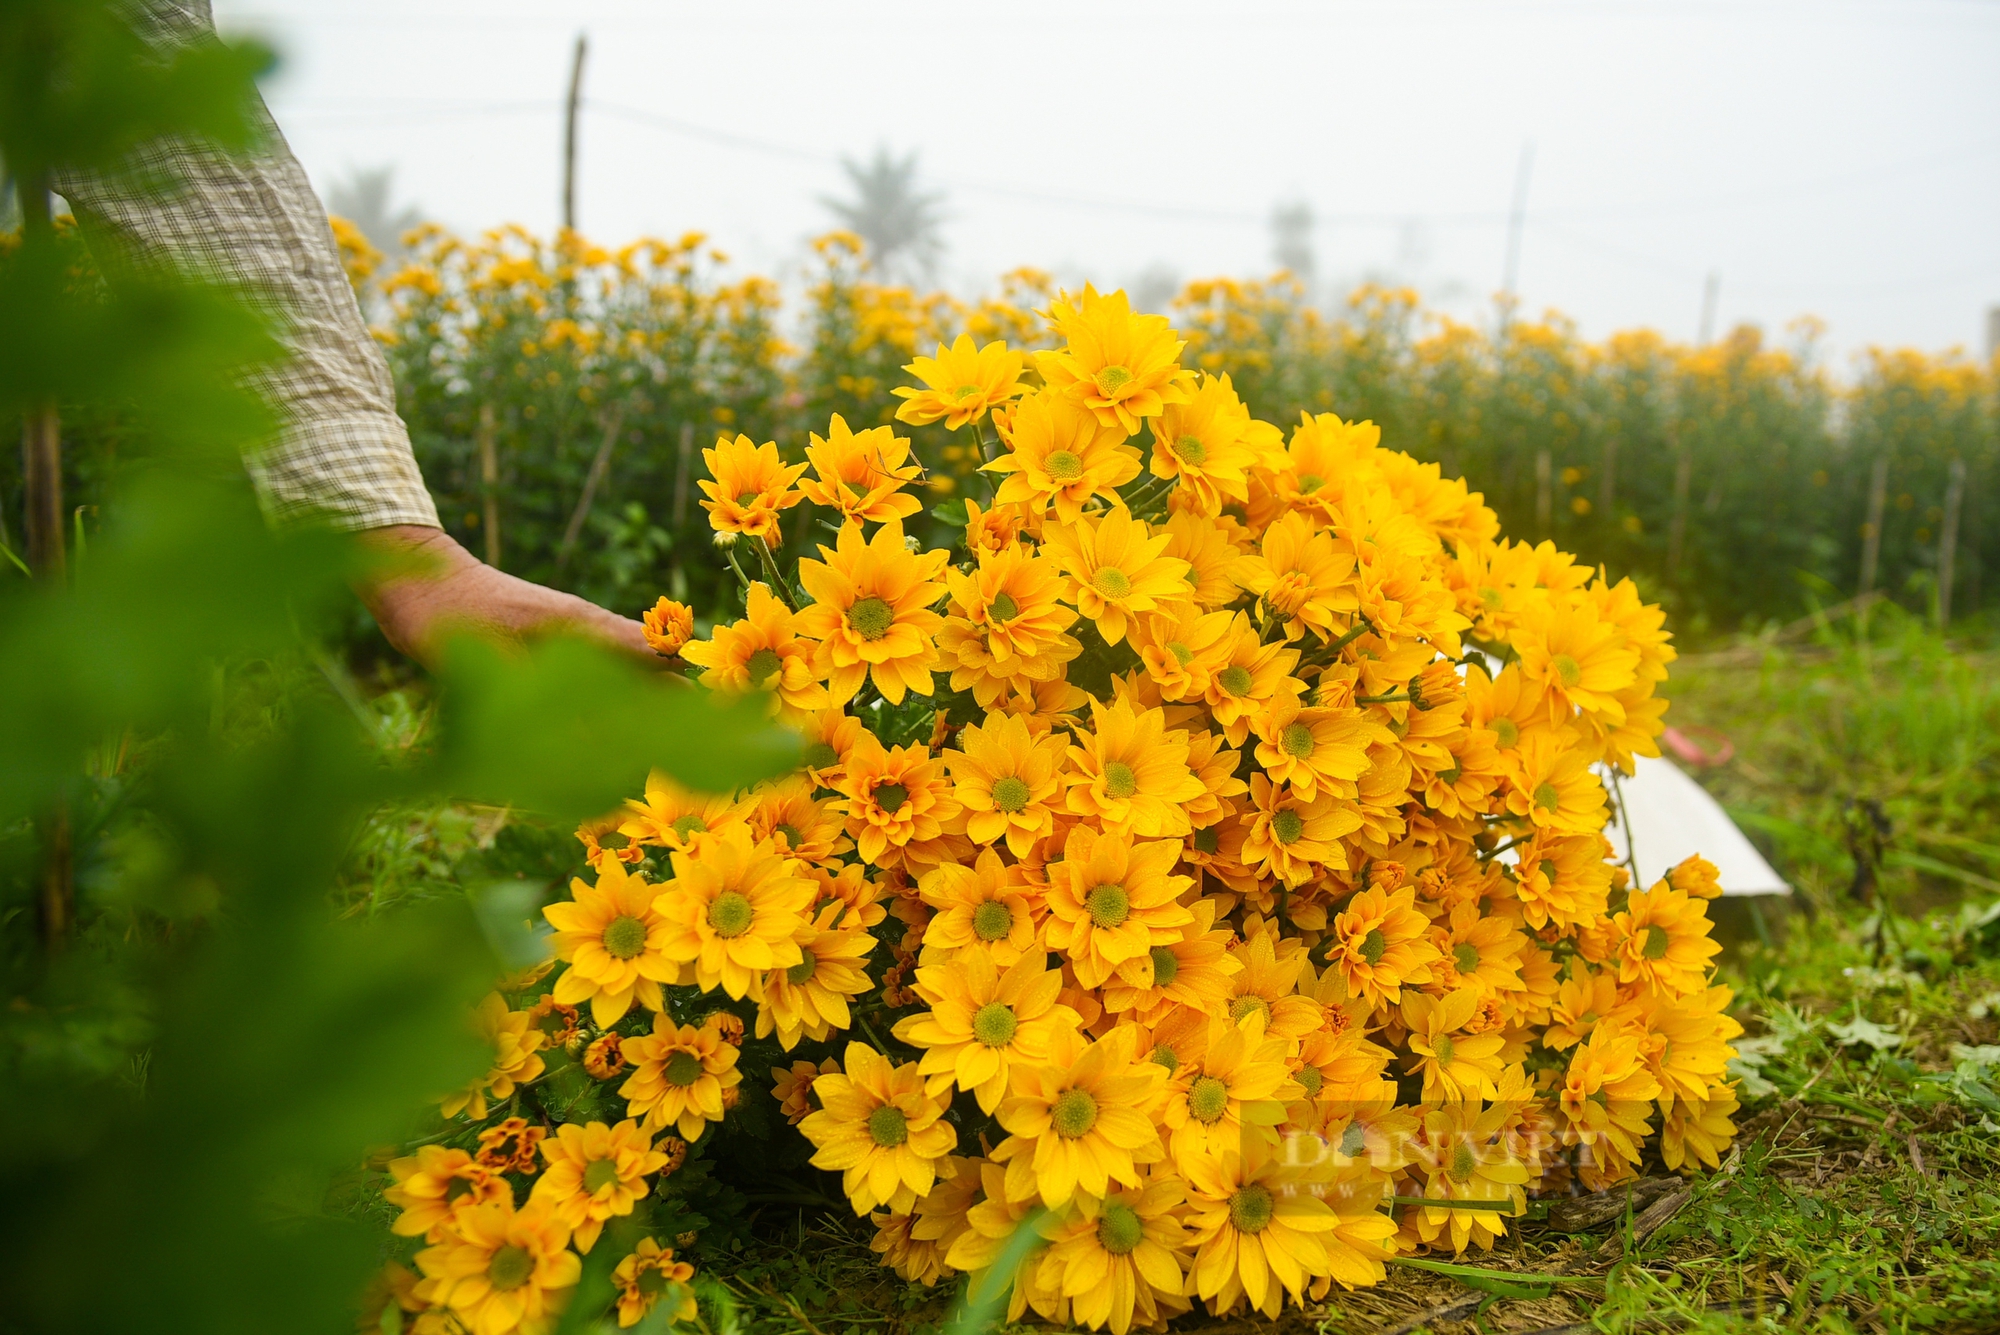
[1599,755,1790,897]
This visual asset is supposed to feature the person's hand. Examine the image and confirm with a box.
[353,525,658,667]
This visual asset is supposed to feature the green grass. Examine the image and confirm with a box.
[339,613,2000,1335]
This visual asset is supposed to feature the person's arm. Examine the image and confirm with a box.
[52,0,652,666]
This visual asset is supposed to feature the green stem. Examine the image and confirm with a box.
[752,537,797,611]
[1356,691,1412,706]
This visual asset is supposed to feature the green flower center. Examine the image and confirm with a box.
[637,1267,668,1297]
[602,914,648,960]
[1086,883,1130,929]
[488,1243,535,1291]
[1174,434,1207,465]
[1230,994,1270,1027]
[846,595,896,641]
[868,1104,909,1148]
[773,822,803,849]
[972,898,1014,941]
[445,1174,478,1202]
[1094,365,1133,395]
[670,814,709,843]
[1192,826,1219,854]
[1454,942,1481,974]
[1045,449,1085,482]
[1539,859,1559,886]
[707,890,754,938]
[1229,1184,1275,1234]
[1297,473,1326,495]
[1552,653,1582,688]
[1092,566,1133,599]
[972,1002,1019,1047]
[1168,641,1193,666]
[1188,1075,1230,1124]
[988,590,1019,622]
[1218,664,1254,697]
[992,775,1032,813]
[746,646,783,686]
[1051,1087,1099,1138]
[802,740,839,770]
[1149,1044,1180,1073]
[874,782,910,814]
[1102,760,1139,799]
[1297,1065,1324,1097]
[1339,1121,1369,1157]
[1271,808,1306,845]
[1643,923,1672,960]
[1097,1201,1145,1255]
[1449,1141,1477,1183]
[1492,717,1520,748]
[1280,723,1316,759]
[1148,946,1179,987]
[954,384,982,401]
[1359,927,1388,966]
[665,1050,704,1087]
[735,490,760,506]
[1436,1033,1456,1064]
[845,478,872,500]
[583,1157,622,1193]
[786,953,818,985]
[1533,782,1562,814]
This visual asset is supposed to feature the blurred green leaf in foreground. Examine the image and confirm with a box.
[0,3,793,1330]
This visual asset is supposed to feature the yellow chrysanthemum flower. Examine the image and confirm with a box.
[1042,825,1195,990]
[1036,1173,1191,1335]
[1328,884,1440,1006]
[772,1055,841,1125]
[1661,1085,1740,1172]
[1036,285,1197,435]
[801,1042,958,1215]
[1607,882,1722,997]
[1637,983,1742,1103]
[1513,599,1642,726]
[797,413,924,525]
[894,949,1079,1113]
[641,596,694,657]
[1042,508,1192,647]
[543,859,679,1028]
[1504,729,1608,837]
[744,773,850,868]
[697,433,806,547]
[1147,372,1259,514]
[1556,1024,1662,1178]
[680,581,829,721]
[938,543,1082,705]
[618,1013,742,1141]
[1183,1139,1395,1318]
[917,846,1044,967]
[385,1146,508,1242]
[894,334,1028,430]
[412,1199,579,1335]
[944,713,1069,856]
[1401,986,1507,1101]
[611,1238,697,1330]
[1231,510,1359,643]
[1405,1100,1528,1254]
[1100,896,1242,1020]
[619,771,751,860]
[1162,1010,1300,1161]
[440,993,547,1121]
[985,387,1141,524]
[1238,773,1360,888]
[1250,686,1386,803]
[1064,697,1206,838]
[945,1160,1069,1326]
[1200,614,1301,746]
[794,519,950,706]
[529,1119,670,1253]
[994,1027,1167,1207]
[835,732,968,873]
[756,902,877,1050]
[655,826,815,1000]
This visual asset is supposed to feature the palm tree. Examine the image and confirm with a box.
[325,165,423,264]
[820,146,946,285]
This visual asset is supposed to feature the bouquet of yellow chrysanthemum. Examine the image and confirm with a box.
[374,285,1741,1335]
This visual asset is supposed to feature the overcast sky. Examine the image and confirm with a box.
[217,0,2000,366]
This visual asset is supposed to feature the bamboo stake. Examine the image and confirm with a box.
[557,402,628,569]
[1858,453,1889,601]
[477,401,501,568]
[1937,457,1965,627]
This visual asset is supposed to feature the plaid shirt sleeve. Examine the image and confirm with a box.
[50,0,441,532]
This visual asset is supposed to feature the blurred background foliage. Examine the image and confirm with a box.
[23,214,1988,658]
[0,3,790,1331]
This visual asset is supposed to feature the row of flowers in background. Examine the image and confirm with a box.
[361,287,1740,1335]
[330,221,1997,640]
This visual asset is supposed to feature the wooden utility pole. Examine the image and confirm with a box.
[1499,140,1535,327]
[562,33,587,234]
[1667,443,1692,575]
[1858,454,1889,600]
[1533,448,1552,537]
[1938,457,1966,626]
[476,401,501,568]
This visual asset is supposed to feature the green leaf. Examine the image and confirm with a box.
[1388,1256,1594,1299]
[931,498,969,528]
[1828,1007,1903,1052]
